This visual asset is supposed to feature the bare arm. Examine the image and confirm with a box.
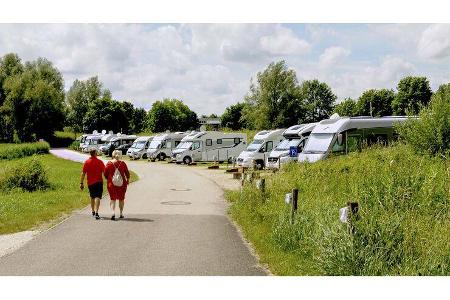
[80,172,86,190]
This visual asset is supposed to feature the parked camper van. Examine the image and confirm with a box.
[81,135,105,153]
[236,129,285,169]
[100,134,137,156]
[172,131,247,164]
[298,116,410,163]
[127,136,154,160]
[147,132,187,161]
[266,123,316,170]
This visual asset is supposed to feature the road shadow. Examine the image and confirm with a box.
[118,217,154,223]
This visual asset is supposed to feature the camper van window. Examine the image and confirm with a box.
[191,141,201,150]
[234,138,240,144]
[217,139,222,144]
[174,141,180,147]
[206,139,212,146]
[247,140,264,152]
[303,133,334,154]
[178,142,192,149]
[134,141,147,149]
[265,141,274,152]
[346,135,361,153]
[276,139,302,151]
[149,140,162,149]
[166,141,172,149]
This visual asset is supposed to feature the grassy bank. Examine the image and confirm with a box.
[0,142,50,160]
[0,154,138,234]
[226,144,450,275]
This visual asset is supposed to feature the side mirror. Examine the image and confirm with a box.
[337,133,344,145]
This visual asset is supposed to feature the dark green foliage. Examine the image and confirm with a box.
[356,89,395,117]
[0,54,66,142]
[146,98,198,132]
[242,61,305,129]
[392,76,433,115]
[333,98,357,117]
[396,83,450,155]
[0,142,50,160]
[300,79,337,122]
[221,102,248,130]
[0,157,50,192]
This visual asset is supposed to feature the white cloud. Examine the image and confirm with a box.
[418,24,450,59]
[260,26,310,55]
[319,46,350,67]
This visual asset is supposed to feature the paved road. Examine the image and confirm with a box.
[0,150,265,275]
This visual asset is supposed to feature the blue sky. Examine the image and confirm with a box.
[0,23,449,115]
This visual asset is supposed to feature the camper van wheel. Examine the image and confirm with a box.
[142,153,147,159]
[227,157,233,164]
[183,156,192,165]
[159,153,166,161]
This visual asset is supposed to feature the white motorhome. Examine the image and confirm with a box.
[298,116,411,163]
[100,134,137,156]
[236,129,285,169]
[266,123,317,170]
[147,132,187,161]
[81,135,105,153]
[127,136,154,160]
[172,131,247,164]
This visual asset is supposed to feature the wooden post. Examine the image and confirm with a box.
[347,201,359,234]
[290,188,298,224]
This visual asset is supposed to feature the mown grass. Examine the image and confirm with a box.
[0,154,139,234]
[226,143,450,275]
[0,142,50,160]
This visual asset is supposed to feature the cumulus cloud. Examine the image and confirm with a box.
[319,46,350,67]
[418,24,450,59]
[0,24,447,115]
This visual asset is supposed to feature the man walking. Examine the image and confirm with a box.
[80,149,105,220]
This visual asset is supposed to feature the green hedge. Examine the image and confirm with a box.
[0,142,50,160]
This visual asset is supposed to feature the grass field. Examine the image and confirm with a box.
[0,154,138,235]
[226,143,450,275]
[0,142,50,160]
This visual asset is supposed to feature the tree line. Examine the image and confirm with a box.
[0,53,199,142]
[220,60,438,130]
[0,53,444,143]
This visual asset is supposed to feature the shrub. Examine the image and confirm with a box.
[396,84,450,156]
[68,140,80,151]
[47,131,77,148]
[0,142,50,160]
[0,157,50,192]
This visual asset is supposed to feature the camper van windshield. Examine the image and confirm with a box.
[132,141,147,149]
[148,140,162,149]
[303,133,334,154]
[246,140,264,152]
[178,142,192,149]
[275,139,301,150]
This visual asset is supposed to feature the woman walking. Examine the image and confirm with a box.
[104,150,130,220]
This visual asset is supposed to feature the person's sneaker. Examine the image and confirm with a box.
[95,213,100,220]
[119,215,124,219]
[92,211,95,217]
[111,215,116,221]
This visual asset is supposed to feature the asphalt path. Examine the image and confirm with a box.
[0,150,265,275]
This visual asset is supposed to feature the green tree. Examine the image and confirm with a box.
[333,98,357,117]
[147,99,198,132]
[242,61,303,129]
[392,76,432,115]
[3,57,65,141]
[300,79,337,123]
[131,107,147,133]
[396,83,450,155]
[0,53,23,142]
[356,89,395,117]
[221,102,248,130]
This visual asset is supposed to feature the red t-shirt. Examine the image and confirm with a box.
[82,157,105,186]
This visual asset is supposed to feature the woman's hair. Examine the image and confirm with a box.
[112,150,122,160]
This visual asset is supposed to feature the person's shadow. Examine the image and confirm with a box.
[118,217,154,223]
